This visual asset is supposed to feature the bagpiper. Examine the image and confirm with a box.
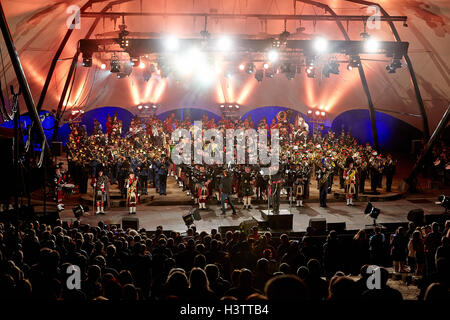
[239,166,255,210]
[54,164,66,212]
[198,184,209,209]
[343,162,357,206]
[126,171,139,214]
[92,169,110,214]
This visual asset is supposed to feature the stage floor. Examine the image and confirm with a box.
[48,160,449,232]
[60,193,446,233]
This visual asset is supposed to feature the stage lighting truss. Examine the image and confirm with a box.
[79,36,408,82]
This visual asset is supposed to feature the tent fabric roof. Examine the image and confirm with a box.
[0,0,449,132]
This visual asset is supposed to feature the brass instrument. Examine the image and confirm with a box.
[318,169,331,187]
[345,168,357,185]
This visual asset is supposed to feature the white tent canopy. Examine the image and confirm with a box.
[0,0,449,132]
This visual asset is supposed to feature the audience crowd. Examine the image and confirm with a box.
[0,217,449,301]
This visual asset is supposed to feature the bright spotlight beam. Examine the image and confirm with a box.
[267,50,279,62]
[164,36,179,51]
[313,37,328,53]
[364,38,379,53]
[217,36,232,51]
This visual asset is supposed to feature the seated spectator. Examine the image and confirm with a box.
[188,267,217,301]
[297,266,309,281]
[224,268,261,300]
[205,264,230,297]
[327,276,358,301]
[424,282,450,300]
[164,270,189,300]
[304,259,328,301]
[264,275,308,301]
[253,259,272,291]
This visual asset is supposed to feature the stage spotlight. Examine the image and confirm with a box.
[152,105,158,109]
[347,56,360,70]
[164,35,179,51]
[235,104,240,109]
[267,49,279,62]
[254,69,264,82]
[263,63,269,69]
[364,202,381,225]
[72,204,85,219]
[228,104,233,108]
[238,63,245,71]
[119,26,130,49]
[386,59,402,73]
[137,105,143,110]
[436,195,450,212]
[313,36,328,53]
[82,55,92,67]
[216,36,232,51]
[130,56,140,67]
[280,62,289,73]
[315,110,320,116]
[144,105,149,109]
[245,62,255,74]
[272,39,282,48]
[224,66,234,79]
[100,63,106,70]
[220,104,225,108]
[306,66,316,78]
[322,61,340,78]
[307,110,313,115]
[196,65,215,86]
[139,62,145,69]
[364,37,379,52]
[117,61,132,78]
[110,56,121,73]
[320,111,326,117]
[265,68,274,78]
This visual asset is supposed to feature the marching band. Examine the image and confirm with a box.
[63,111,397,214]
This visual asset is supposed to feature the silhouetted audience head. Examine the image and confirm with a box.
[265,275,308,300]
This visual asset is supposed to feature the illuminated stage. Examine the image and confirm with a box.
[58,176,448,233]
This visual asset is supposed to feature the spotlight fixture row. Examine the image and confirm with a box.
[307,109,326,117]
[137,104,158,110]
[219,104,240,109]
